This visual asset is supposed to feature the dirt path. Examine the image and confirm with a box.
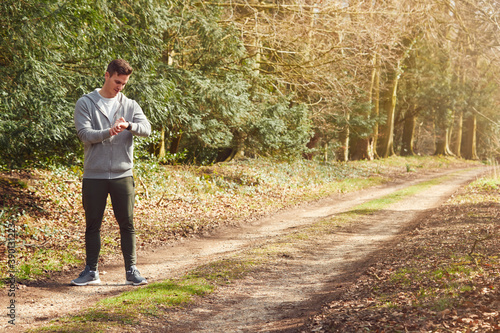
[2,166,488,332]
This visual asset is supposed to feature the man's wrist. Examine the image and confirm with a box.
[126,122,132,131]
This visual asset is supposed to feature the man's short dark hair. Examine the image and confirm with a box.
[106,59,133,77]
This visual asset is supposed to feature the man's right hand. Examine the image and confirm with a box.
[109,117,129,136]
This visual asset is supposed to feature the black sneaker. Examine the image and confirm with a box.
[71,265,101,286]
[126,265,148,286]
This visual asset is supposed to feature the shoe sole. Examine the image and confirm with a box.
[125,280,148,286]
[70,279,101,286]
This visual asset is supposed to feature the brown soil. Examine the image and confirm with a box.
[1,166,489,332]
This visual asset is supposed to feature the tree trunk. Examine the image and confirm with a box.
[224,131,247,162]
[247,5,262,75]
[401,114,416,156]
[451,111,463,157]
[379,61,400,158]
[336,114,350,162]
[350,52,380,161]
[434,127,453,155]
[159,127,166,158]
[379,36,418,158]
[350,137,373,160]
[434,108,454,156]
[232,132,247,160]
[371,54,381,160]
[462,114,478,160]
[352,52,380,161]
[368,1,380,160]
[447,109,455,148]
[169,130,182,155]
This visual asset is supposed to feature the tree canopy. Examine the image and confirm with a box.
[1,0,500,167]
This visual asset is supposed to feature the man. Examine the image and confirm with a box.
[72,59,151,286]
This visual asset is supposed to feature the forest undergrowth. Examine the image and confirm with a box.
[306,170,500,332]
[0,156,479,284]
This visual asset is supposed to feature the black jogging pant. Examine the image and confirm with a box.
[82,177,136,271]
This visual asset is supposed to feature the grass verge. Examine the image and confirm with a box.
[31,259,261,332]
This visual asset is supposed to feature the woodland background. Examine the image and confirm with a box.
[1,0,500,168]
[1,2,500,330]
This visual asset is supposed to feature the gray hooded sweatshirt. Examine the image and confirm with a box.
[74,89,151,179]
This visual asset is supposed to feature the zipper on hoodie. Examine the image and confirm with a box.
[108,101,124,179]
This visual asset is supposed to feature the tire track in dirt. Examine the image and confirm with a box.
[2,166,488,332]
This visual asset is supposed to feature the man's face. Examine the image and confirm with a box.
[101,72,130,98]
